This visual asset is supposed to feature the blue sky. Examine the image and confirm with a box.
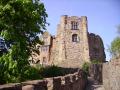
[42,0,120,60]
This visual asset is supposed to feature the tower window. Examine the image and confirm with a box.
[71,21,78,30]
[72,34,79,42]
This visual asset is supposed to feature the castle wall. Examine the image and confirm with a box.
[49,37,60,65]
[81,16,90,63]
[0,69,87,90]
[34,32,52,65]
[39,45,50,65]
[32,15,106,68]
[103,58,120,90]
[88,33,106,62]
[51,16,90,68]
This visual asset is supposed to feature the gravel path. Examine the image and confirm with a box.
[85,77,105,90]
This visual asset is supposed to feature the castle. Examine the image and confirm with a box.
[30,15,106,68]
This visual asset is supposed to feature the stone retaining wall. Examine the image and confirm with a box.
[103,58,120,90]
[0,69,87,90]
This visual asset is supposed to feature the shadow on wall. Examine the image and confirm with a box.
[89,64,103,84]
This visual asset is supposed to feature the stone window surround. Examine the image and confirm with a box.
[72,34,80,42]
[71,21,79,30]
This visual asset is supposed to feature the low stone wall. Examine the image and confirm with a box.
[0,69,87,90]
[103,58,120,90]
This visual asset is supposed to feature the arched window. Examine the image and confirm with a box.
[72,34,78,42]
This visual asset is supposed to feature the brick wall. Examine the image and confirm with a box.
[0,69,87,90]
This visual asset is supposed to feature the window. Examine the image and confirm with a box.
[72,34,78,42]
[71,21,78,30]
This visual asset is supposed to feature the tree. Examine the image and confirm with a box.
[110,37,120,58]
[109,25,120,58]
[0,0,48,83]
[0,0,48,58]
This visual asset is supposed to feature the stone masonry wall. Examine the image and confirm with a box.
[103,58,120,90]
[51,15,90,68]
[89,64,103,84]
[50,15,105,68]
[30,15,106,68]
[0,69,87,90]
[88,33,106,62]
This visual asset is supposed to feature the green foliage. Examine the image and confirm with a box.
[39,65,63,78]
[0,0,48,59]
[91,59,101,64]
[34,63,43,70]
[109,37,120,57]
[21,65,42,81]
[0,0,47,84]
[108,25,120,58]
[82,62,90,75]
[0,53,18,84]
[0,52,42,84]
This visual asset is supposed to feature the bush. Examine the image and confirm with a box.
[39,65,63,78]
[22,66,42,81]
[0,54,65,84]
[82,62,90,76]
[91,59,101,64]
[0,53,19,84]
[0,53,42,84]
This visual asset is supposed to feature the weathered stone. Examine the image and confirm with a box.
[0,69,87,90]
[30,15,106,68]
[22,80,47,90]
[22,85,34,90]
[89,64,103,84]
[0,83,21,90]
[103,58,120,90]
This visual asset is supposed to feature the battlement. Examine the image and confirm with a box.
[60,15,87,25]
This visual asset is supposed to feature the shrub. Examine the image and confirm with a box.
[91,59,101,64]
[22,66,42,81]
[0,54,19,84]
[82,62,90,76]
[0,53,42,84]
[39,65,63,78]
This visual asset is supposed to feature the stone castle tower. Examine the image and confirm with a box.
[30,15,106,68]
